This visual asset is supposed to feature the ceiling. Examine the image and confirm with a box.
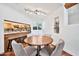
[4,3,63,16]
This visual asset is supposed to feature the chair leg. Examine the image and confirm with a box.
[7,40,12,52]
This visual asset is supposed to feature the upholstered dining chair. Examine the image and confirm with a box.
[11,40,36,56]
[51,39,65,56]
[40,39,65,56]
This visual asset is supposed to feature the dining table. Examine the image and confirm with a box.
[24,35,53,56]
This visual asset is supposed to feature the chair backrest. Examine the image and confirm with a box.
[11,40,28,56]
[24,46,36,56]
[51,39,65,56]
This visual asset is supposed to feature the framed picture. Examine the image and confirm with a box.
[33,23,42,30]
[33,26,37,30]
[54,16,59,33]
[38,24,42,30]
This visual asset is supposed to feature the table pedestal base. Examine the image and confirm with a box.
[36,45,41,56]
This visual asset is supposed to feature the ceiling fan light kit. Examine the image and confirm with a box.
[24,8,47,16]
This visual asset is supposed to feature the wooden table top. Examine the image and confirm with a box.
[24,35,53,46]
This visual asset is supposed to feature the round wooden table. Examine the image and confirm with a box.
[24,35,53,56]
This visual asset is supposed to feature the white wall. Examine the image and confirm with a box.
[62,7,79,55]
[0,19,4,53]
[0,4,32,24]
[25,9,53,36]
[47,6,64,44]
[62,24,79,55]
[68,4,79,24]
